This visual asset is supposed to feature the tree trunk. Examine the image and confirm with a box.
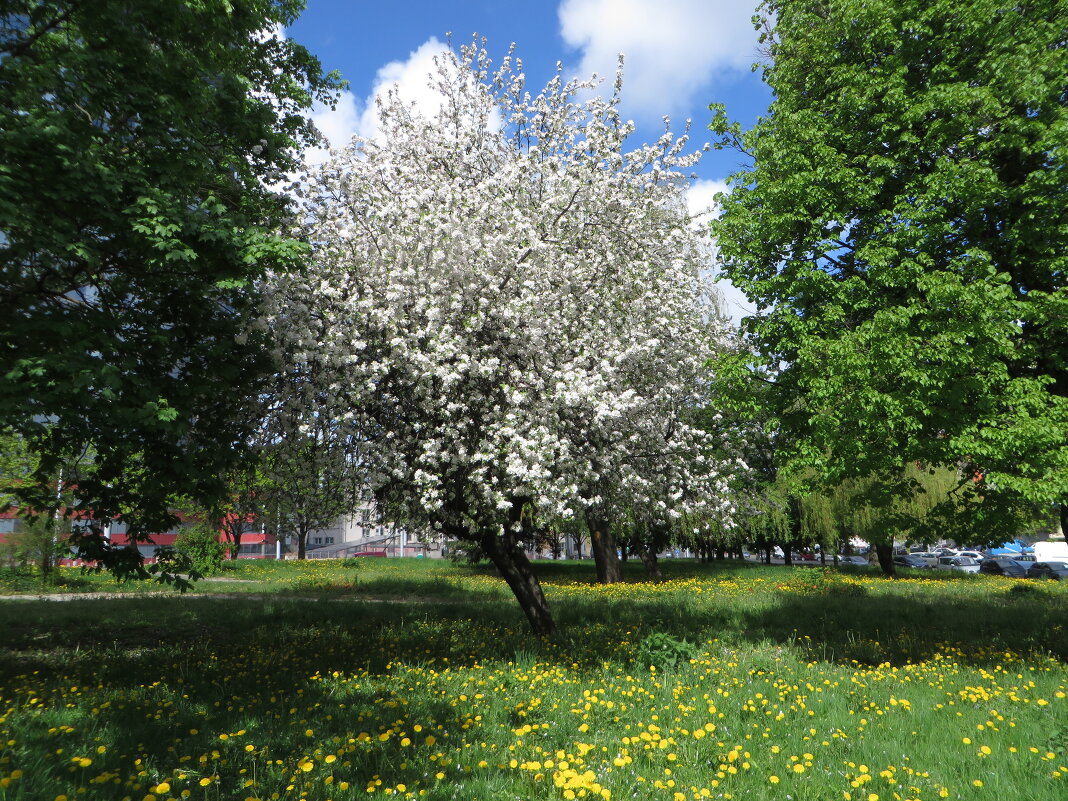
[782,543,793,565]
[297,531,307,560]
[765,546,772,565]
[586,513,623,584]
[481,530,556,635]
[637,546,662,580]
[1059,503,1067,540]
[875,543,896,577]
[225,522,244,560]
[619,541,628,563]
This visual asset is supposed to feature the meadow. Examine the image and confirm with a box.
[0,558,1066,801]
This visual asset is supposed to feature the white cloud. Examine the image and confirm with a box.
[685,177,729,227]
[558,0,761,120]
[306,89,362,165]
[354,37,454,141]
[685,178,753,328]
[305,38,453,165]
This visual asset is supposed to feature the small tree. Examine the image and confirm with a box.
[265,40,737,633]
[173,522,227,577]
[259,412,359,561]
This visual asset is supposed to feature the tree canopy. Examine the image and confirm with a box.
[0,1,341,541]
[265,41,736,632]
[712,0,1068,529]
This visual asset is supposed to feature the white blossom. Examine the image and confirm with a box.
[263,39,739,540]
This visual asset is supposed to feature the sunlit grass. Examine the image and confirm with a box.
[0,559,1065,800]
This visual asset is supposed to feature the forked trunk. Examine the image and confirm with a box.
[875,543,896,577]
[586,513,623,584]
[481,531,555,635]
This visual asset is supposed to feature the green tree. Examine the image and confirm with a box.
[172,521,227,577]
[0,2,341,556]
[210,462,272,560]
[711,1,1068,532]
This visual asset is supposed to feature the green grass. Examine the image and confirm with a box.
[0,559,1065,801]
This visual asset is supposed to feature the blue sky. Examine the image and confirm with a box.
[287,0,772,321]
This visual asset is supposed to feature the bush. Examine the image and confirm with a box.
[174,523,227,577]
[636,632,699,670]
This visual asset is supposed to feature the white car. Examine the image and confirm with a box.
[956,550,984,560]
[935,556,980,573]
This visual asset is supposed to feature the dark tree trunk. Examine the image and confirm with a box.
[480,530,556,635]
[297,531,307,560]
[586,513,623,583]
[619,541,628,563]
[782,543,793,565]
[637,546,661,580]
[765,547,772,565]
[875,543,896,577]
[224,522,243,560]
[715,546,725,560]
[1060,503,1067,540]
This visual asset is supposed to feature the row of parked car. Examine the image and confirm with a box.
[891,550,1068,580]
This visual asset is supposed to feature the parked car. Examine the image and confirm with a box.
[893,555,932,569]
[911,552,940,567]
[935,556,980,573]
[978,557,1029,578]
[956,550,984,560]
[838,555,870,567]
[1026,561,1068,581]
[797,550,817,561]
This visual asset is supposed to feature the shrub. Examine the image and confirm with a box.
[636,632,699,670]
[174,523,227,577]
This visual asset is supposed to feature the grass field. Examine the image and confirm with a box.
[1,558,1066,801]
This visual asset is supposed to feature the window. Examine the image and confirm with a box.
[0,519,15,534]
[325,536,334,545]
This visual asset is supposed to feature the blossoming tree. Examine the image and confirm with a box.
[264,41,739,634]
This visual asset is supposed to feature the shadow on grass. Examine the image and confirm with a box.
[3,562,1065,683]
[1,566,1065,800]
